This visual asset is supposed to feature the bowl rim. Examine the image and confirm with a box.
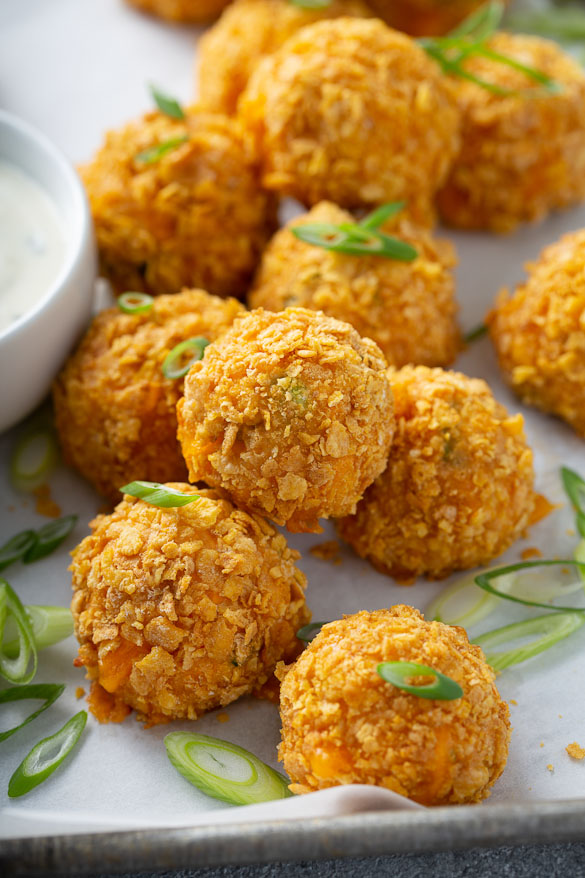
[0,108,93,343]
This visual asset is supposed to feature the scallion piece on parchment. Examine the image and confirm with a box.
[0,683,65,744]
[8,711,87,798]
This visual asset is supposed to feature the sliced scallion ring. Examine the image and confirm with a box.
[149,83,185,120]
[291,223,417,261]
[8,710,87,798]
[464,324,488,344]
[118,292,154,315]
[561,466,585,538]
[23,515,78,564]
[162,337,210,380]
[121,481,201,508]
[0,683,65,743]
[165,732,292,805]
[474,560,585,614]
[2,606,73,658]
[288,0,331,8]
[0,580,37,685]
[135,135,189,165]
[426,570,517,627]
[0,530,37,572]
[10,429,59,492]
[297,621,329,643]
[576,540,585,585]
[358,201,406,231]
[474,612,585,671]
[376,661,463,701]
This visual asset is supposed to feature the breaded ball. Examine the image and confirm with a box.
[125,0,230,23]
[177,307,394,533]
[368,0,507,37]
[53,289,244,502]
[249,201,461,368]
[438,34,585,232]
[337,366,535,581]
[198,0,371,116]
[278,606,510,805]
[238,18,460,223]
[80,108,275,298]
[71,485,310,725]
[488,229,585,437]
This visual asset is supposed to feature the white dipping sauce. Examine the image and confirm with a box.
[0,159,65,334]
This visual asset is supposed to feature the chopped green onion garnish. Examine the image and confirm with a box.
[10,429,59,493]
[292,222,417,261]
[561,466,585,538]
[358,201,406,231]
[8,710,87,798]
[576,539,585,585]
[474,612,585,671]
[426,569,517,627]
[121,481,201,508]
[118,291,154,315]
[288,0,331,7]
[464,324,488,344]
[135,135,189,165]
[149,83,185,120]
[165,732,292,805]
[0,683,65,743]
[297,621,328,642]
[505,7,585,42]
[0,580,37,685]
[2,606,73,658]
[162,337,210,380]
[376,661,463,701]
[474,560,585,614]
[22,515,77,565]
[0,531,37,572]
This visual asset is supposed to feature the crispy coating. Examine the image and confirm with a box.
[53,289,244,502]
[198,0,371,116]
[80,108,276,298]
[238,18,460,223]
[249,201,461,368]
[337,366,535,581]
[70,485,310,724]
[438,34,585,233]
[125,0,230,22]
[177,307,394,533]
[368,0,507,36]
[278,606,510,805]
[488,229,585,437]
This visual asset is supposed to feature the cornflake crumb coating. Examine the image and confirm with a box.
[177,307,395,533]
[80,108,276,298]
[367,0,506,36]
[337,365,535,581]
[70,486,309,725]
[438,34,585,232]
[125,0,230,22]
[249,201,461,368]
[238,18,460,223]
[488,229,585,437]
[278,606,510,805]
[198,0,371,116]
[53,289,244,502]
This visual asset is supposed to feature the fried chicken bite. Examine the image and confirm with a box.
[368,0,507,37]
[177,307,394,533]
[249,201,461,368]
[53,289,244,502]
[198,0,371,116]
[125,0,230,23]
[488,229,585,437]
[80,108,275,298]
[238,18,460,224]
[437,34,585,233]
[71,485,309,725]
[337,366,535,581]
[278,606,510,805]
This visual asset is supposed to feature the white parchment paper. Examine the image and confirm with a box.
[1,0,584,840]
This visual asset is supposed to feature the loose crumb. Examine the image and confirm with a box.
[567,742,585,760]
[559,714,563,718]
[309,540,342,564]
[33,484,61,518]
[530,494,557,525]
[75,686,86,699]
[510,699,518,706]
[567,528,576,537]
[540,741,545,748]
[547,764,554,773]
[216,712,230,723]
[521,547,542,560]
[8,505,16,512]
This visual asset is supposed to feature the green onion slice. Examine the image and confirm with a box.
[464,324,488,344]
[576,539,585,585]
[376,661,463,701]
[121,481,201,508]
[0,580,37,685]
[474,612,585,671]
[358,201,406,231]
[165,732,292,805]
[426,570,517,627]
[135,135,189,165]
[8,710,87,798]
[505,7,585,42]
[10,429,59,492]
[23,515,77,564]
[118,291,154,315]
[291,223,417,261]
[561,466,585,538]
[2,606,73,658]
[149,83,185,120]
[288,0,331,7]
[0,683,65,743]
[0,531,37,572]
[297,621,329,642]
[474,560,585,614]
[162,337,210,380]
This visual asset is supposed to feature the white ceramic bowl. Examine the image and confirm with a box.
[0,109,96,434]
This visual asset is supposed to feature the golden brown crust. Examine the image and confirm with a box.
[70,485,310,724]
[238,18,460,223]
[438,34,585,232]
[125,0,230,23]
[198,0,371,116]
[80,107,276,298]
[53,289,244,501]
[488,229,585,436]
[177,307,395,532]
[278,606,510,805]
[337,365,535,580]
[249,201,461,368]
